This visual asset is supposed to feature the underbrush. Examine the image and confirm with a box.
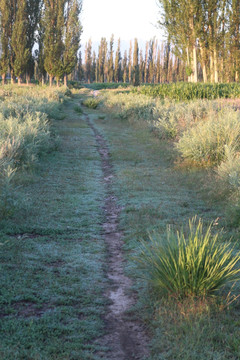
[103,90,240,223]
[0,85,69,218]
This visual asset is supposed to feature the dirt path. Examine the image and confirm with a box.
[85,114,149,360]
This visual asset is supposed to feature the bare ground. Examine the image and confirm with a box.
[85,114,149,360]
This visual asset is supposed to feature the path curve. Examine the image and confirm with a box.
[85,114,149,360]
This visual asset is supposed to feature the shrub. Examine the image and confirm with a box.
[74,105,83,114]
[217,146,240,193]
[137,218,240,299]
[82,97,100,109]
[176,109,240,165]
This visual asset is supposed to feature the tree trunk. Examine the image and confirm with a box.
[210,53,214,83]
[49,75,53,87]
[42,75,45,86]
[186,47,192,82]
[1,74,6,85]
[64,74,67,87]
[26,72,30,85]
[18,76,22,85]
[235,70,239,82]
[192,44,198,82]
[11,70,16,84]
[200,45,207,83]
[214,48,218,83]
[56,79,60,87]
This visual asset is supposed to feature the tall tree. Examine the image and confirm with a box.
[98,37,107,82]
[11,0,30,84]
[122,50,128,83]
[0,0,10,84]
[132,38,139,86]
[85,39,92,83]
[43,0,65,86]
[114,38,121,82]
[63,0,82,86]
[128,40,132,83]
[25,0,42,83]
[107,34,114,82]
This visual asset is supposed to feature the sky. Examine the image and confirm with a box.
[81,0,164,52]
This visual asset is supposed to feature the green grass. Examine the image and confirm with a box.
[1,88,240,359]
[132,82,240,100]
[91,93,240,359]
[0,98,107,359]
[84,82,129,90]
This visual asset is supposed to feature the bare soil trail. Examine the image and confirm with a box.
[85,113,149,360]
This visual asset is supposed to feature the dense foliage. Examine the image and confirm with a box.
[132,83,240,100]
[0,0,82,86]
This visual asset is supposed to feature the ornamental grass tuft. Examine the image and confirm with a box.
[138,217,240,299]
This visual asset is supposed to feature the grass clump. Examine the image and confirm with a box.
[176,108,240,166]
[138,217,240,299]
[82,97,100,109]
[74,105,83,114]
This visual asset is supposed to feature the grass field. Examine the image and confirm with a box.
[0,85,240,359]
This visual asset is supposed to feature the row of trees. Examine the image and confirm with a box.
[0,0,82,85]
[158,0,239,83]
[82,36,187,85]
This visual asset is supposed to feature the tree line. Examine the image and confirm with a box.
[0,0,82,86]
[158,0,239,83]
[81,36,187,85]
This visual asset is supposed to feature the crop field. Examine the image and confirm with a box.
[0,83,240,359]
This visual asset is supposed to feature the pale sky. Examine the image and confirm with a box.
[81,0,164,51]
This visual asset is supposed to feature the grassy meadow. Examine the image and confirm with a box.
[0,82,240,359]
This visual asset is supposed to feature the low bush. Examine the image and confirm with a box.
[0,85,60,217]
[176,108,240,166]
[74,105,83,114]
[82,97,100,109]
[137,218,240,299]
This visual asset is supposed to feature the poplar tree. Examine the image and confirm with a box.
[63,0,82,86]
[107,34,114,82]
[43,0,65,86]
[0,0,10,84]
[122,50,128,83]
[25,0,42,83]
[128,40,132,83]
[144,41,149,83]
[114,38,121,82]
[9,0,17,83]
[132,38,139,86]
[11,0,30,84]
[85,39,92,83]
[98,37,107,82]
[91,50,96,82]
[229,0,240,81]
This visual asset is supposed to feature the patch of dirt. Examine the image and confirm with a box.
[85,114,149,360]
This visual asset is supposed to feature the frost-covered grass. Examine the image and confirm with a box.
[0,85,71,217]
[103,90,240,223]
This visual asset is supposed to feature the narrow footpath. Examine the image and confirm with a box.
[85,114,149,360]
